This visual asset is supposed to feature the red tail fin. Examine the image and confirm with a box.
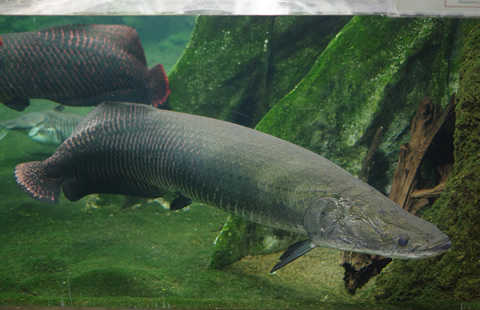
[148,64,170,109]
[15,161,60,204]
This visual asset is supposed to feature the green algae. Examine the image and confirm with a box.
[0,196,367,309]
[374,22,480,302]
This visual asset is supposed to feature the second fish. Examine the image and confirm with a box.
[0,24,170,111]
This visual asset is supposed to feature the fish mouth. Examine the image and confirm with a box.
[427,239,452,253]
[411,238,451,258]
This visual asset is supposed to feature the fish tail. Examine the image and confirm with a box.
[15,161,60,204]
[148,64,170,109]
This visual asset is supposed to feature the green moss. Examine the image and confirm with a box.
[256,17,457,179]
[208,215,303,269]
[168,16,349,126]
[69,267,158,297]
[1,189,358,308]
[208,216,254,269]
[375,22,480,302]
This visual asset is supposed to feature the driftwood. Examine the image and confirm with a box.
[389,95,455,214]
[359,126,384,182]
[340,95,456,294]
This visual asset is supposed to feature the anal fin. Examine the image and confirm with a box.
[5,98,30,111]
[62,178,89,202]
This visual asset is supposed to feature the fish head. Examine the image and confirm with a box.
[28,126,62,146]
[304,197,451,259]
[0,112,47,130]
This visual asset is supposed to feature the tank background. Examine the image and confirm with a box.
[183,17,480,304]
[0,15,365,309]
[374,22,480,303]
[0,15,479,309]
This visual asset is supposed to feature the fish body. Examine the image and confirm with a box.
[0,105,83,146]
[15,102,451,271]
[0,24,169,111]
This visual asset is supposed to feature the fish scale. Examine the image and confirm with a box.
[16,102,340,232]
[0,24,169,111]
[15,102,452,271]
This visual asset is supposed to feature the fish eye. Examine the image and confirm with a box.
[398,237,410,247]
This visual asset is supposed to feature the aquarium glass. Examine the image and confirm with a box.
[0,4,479,310]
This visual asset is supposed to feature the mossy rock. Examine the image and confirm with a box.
[208,216,303,269]
[168,16,350,127]
[210,16,461,270]
[374,22,480,303]
[256,16,457,180]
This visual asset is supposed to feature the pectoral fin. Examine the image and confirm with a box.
[28,127,41,137]
[29,127,62,146]
[270,239,315,273]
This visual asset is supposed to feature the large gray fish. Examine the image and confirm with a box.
[0,105,83,146]
[15,102,451,272]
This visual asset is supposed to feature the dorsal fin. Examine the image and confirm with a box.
[71,101,154,136]
[53,104,65,112]
[39,24,147,65]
